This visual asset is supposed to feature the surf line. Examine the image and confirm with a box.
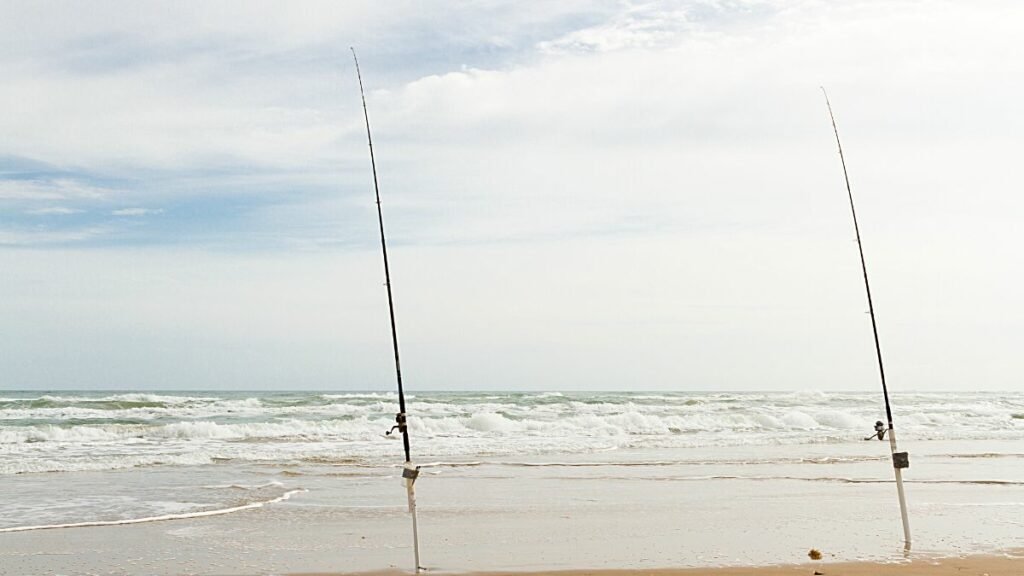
[822,88,912,551]
[351,48,424,573]
[0,489,306,533]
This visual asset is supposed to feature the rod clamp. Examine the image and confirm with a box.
[403,465,420,480]
[892,451,910,469]
[386,412,408,436]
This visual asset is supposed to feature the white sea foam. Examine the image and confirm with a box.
[0,488,306,533]
[2,391,1023,475]
[200,481,285,490]
[103,393,213,404]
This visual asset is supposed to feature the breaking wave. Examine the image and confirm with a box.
[2,390,1022,474]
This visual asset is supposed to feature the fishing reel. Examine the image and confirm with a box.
[862,420,888,441]
[386,412,408,436]
[864,420,910,469]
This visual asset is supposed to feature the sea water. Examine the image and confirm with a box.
[0,390,1022,572]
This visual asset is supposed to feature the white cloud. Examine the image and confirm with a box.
[0,1,618,175]
[25,206,84,215]
[538,1,701,53]
[111,207,163,216]
[0,179,109,201]
[345,0,1023,249]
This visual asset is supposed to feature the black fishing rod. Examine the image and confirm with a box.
[352,47,423,572]
[822,87,911,551]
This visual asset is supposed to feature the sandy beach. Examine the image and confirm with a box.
[495,554,1024,575]
[452,555,1024,576]
[294,554,1024,575]
[490,555,1024,575]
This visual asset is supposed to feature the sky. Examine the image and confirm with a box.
[1,0,1022,392]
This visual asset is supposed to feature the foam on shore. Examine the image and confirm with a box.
[0,488,305,533]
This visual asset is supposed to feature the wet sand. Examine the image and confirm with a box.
[2,440,1021,574]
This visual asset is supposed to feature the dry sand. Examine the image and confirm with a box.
[294,554,1024,576]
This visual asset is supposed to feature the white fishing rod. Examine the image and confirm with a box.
[352,47,423,572]
[822,87,911,551]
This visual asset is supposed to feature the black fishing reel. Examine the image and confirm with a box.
[863,420,887,441]
[386,412,407,436]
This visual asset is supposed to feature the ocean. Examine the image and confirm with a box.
[1,390,1022,573]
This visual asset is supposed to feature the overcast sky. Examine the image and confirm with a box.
[1,0,1021,392]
